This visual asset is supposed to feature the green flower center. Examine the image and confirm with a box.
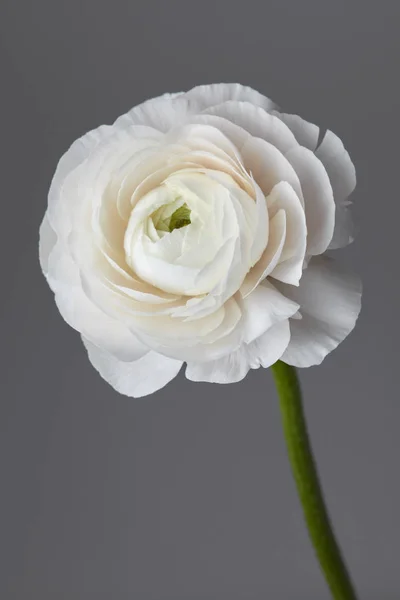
[152,201,192,234]
[168,204,191,231]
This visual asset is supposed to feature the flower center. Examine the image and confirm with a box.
[151,201,192,234]
[168,204,192,232]
[123,170,246,296]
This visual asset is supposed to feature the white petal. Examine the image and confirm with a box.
[184,113,251,150]
[48,125,161,239]
[145,297,244,363]
[249,179,269,267]
[112,85,276,134]
[113,92,188,132]
[242,281,299,344]
[185,320,291,384]
[47,137,94,237]
[45,238,148,361]
[248,319,291,368]
[315,129,356,249]
[268,182,307,286]
[129,300,227,344]
[204,101,299,153]
[185,347,249,384]
[285,146,335,256]
[241,209,286,298]
[316,129,356,204]
[168,123,245,164]
[39,214,57,275]
[328,202,354,250]
[241,136,304,201]
[184,83,276,113]
[273,112,319,150]
[158,282,297,366]
[83,338,182,398]
[56,283,148,361]
[278,256,362,367]
[46,123,145,238]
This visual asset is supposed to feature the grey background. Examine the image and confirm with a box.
[0,0,399,598]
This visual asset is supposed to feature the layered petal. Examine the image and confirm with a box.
[131,297,243,362]
[278,257,362,367]
[315,129,356,249]
[185,320,291,384]
[316,130,356,205]
[241,280,299,344]
[204,101,299,153]
[285,146,335,256]
[39,214,57,275]
[112,84,276,134]
[123,169,251,297]
[241,209,286,298]
[43,234,148,361]
[267,182,307,286]
[184,113,251,150]
[83,338,183,398]
[184,83,276,113]
[273,111,319,151]
[240,136,304,201]
[113,93,187,132]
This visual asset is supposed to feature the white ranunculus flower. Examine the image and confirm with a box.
[39,83,361,397]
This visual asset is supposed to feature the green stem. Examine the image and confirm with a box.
[271,360,358,600]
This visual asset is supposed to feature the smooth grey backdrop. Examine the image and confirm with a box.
[1,1,399,598]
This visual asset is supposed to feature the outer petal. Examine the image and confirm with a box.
[133,298,243,363]
[184,83,276,113]
[82,338,183,398]
[113,93,188,132]
[47,124,161,243]
[104,84,276,135]
[204,101,299,154]
[43,236,148,361]
[327,201,354,250]
[46,124,121,236]
[241,209,286,298]
[39,214,57,275]
[185,320,291,384]
[241,280,299,344]
[240,136,304,200]
[184,113,251,150]
[285,146,335,256]
[315,129,356,249]
[267,182,307,286]
[273,112,319,151]
[278,256,362,367]
[55,285,148,361]
[248,319,291,368]
[316,130,356,205]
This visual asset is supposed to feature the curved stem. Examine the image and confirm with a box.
[271,360,358,600]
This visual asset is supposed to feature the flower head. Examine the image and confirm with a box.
[39,83,361,397]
